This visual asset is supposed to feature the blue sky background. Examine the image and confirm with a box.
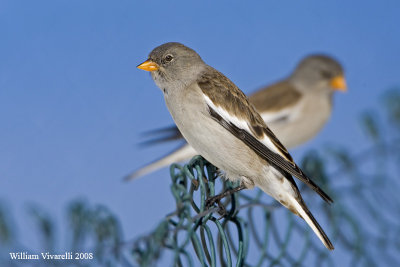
[1,0,399,263]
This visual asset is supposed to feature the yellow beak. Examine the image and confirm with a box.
[330,75,347,91]
[137,60,160,72]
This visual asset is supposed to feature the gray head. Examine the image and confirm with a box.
[289,55,346,93]
[137,42,206,90]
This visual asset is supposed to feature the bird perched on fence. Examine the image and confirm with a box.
[136,42,334,250]
[128,53,346,180]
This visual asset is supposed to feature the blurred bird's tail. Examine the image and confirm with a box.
[124,144,197,181]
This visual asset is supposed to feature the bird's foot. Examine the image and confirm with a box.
[205,184,246,218]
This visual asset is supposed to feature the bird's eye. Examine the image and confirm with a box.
[164,54,173,62]
[320,70,332,79]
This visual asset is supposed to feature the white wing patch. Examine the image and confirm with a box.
[203,94,285,157]
[260,105,299,125]
[204,94,251,132]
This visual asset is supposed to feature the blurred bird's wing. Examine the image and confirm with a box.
[250,80,303,124]
[139,125,183,147]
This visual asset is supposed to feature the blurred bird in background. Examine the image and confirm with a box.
[126,54,346,180]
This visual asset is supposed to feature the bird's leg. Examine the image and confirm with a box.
[191,176,209,190]
[206,184,246,209]
[191,179,199,190]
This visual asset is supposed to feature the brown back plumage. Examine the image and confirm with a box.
[249,80,302,113]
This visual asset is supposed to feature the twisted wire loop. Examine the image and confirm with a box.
[131,155,249,267]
